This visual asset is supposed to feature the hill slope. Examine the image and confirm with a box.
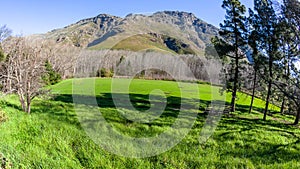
[111,33,196,54]
[1,79,298,168]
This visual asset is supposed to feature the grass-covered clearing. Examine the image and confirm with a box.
[0,78,299,168]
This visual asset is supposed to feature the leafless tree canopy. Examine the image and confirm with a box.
[0,25,12,42]
[1,37,47,113]
[43,41,81,79]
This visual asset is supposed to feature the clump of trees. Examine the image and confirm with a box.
[0,27,78,113]
[213,0,300,124]
[0,37,48,113]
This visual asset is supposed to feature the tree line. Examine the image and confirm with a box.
[209,0,300,124]
[0,32,222,113]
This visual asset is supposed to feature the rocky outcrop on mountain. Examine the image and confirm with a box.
[149,11,218,49]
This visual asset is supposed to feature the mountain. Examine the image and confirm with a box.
[39,11,219,55]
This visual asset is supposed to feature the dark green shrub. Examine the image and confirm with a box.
[0,110,7,123]
[43,60,62,85]
[97,68,114,78]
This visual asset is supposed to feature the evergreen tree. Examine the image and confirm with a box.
[43,60,62,85]
[276,0,300,124]
[248,29,260,113]
[217,0,248,112]
[251,0,281,120]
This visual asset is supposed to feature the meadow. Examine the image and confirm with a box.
[0,78,299,168]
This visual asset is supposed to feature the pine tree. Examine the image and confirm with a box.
[248,29,260,113]
[278,0,300,124]
[250,0,281,120]
[218,0,248,112]
[43,60,62,85]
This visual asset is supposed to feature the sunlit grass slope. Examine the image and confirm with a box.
[0,78,298,168]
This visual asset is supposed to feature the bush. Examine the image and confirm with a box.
[0,153,12,169]
[97,68,114,78]
[0,110,7,123]
[43,61,62,85]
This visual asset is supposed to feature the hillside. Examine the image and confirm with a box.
[37,11,219,55]
[1,79,299,168]
[111,33,196,54]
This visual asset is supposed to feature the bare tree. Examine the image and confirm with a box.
[0,25,12,62]
[1,37,46,114]
[44,41,81,79]
[0,26,12,94]
[0,25,12,42]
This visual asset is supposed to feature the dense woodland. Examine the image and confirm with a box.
[0,0,299,122]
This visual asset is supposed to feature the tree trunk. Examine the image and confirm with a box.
[294,108,300,125]
[230,57,239,112]
[230,11,240,113]
[249,70,257,113]
[264,47,273,121]
[26,103,31,114]
[19,93,26,112]
[280,98,285,115]
[263,81,272,121]
[26,95,31,114]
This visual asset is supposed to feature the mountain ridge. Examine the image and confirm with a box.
[39,11,219,55]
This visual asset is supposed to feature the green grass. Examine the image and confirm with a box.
[89,33,177,53]
[52,78,279,113]
[111,34,176,54]
[0,78,299,168]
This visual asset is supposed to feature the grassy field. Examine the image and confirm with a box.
[0,78,299,168]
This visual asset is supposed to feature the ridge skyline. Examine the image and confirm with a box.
[0,0,253,35]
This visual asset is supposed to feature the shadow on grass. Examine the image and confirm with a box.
[3,93,299,165]
[214,116,300,165]
[1,93,289,128]
[52,93,209,126]
[47,93,272,125]
[30,99,80,127]
[46,93,300,165]
[0,91,263,126]
[235,104,279,116]
[0,100,23,112]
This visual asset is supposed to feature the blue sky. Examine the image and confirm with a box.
[0,0,253,35]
